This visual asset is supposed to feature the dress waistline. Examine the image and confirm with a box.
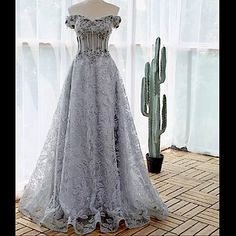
[75,49,111,62]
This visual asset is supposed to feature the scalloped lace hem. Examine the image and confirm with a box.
[19,205,168,235]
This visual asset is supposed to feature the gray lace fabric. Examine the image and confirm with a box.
[19,15,168,235]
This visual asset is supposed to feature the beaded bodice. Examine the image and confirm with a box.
[65,14,121,58]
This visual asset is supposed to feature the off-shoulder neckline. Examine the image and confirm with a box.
[68,14,120,23]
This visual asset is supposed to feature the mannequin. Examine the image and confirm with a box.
[68,0,120,20]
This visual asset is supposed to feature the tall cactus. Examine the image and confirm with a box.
[141,37,167,158]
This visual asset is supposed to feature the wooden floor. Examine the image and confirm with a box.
[16,149,219,235]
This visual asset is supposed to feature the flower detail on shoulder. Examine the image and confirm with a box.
[65,15,78,29]
[112,16,121,28]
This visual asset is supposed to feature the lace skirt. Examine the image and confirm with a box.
[19,55,168,235]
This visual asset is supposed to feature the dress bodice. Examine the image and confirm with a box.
[65,15,121,59]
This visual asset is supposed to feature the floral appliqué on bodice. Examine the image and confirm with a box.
[65,15,121,62]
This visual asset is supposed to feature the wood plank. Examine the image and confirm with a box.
[183,190,219,202]
[192,216,219,227]
[157,219,178,229]
[22,216,32,220]
[149,220,173,231]
[16,223,25,230]
[38,230,51,235]
[16,227,32,235]
[199,173,217,181]
[152,171,171,180]
[132,225,157,235]
[183,205,205,218]
[55,233,73,236]
[195,225,218,235]
[148,173,156,178]
[201,209,219,219]
[180,192,218,205]
[106,227,127,236]
[192,171,211,180]
[168,200,189,213]
[166,187,190,198]
[163,216,183,225]
[179,194,216,205]
[210,202,219,210]
[194,181,213,191]
[152,180,167,188]
[211,228,219,235]
[183,161,200,169]
[164,198,180,208]
[171,219,197,235]
[161,185,182,196]
[16,218,48,232]
[207,158,219,164]
[160,194,173,202]
[149,228,167,235]
[117,227,147,236]
[166,176,200,188]
[185,170,205,179]
[167,213,189,222]
[178,168,197,176]
[196,213,219,223]
[201,183,218,193]
[180,222,207,235]
[211,175,219,182]
[174,203,198,216]
[185,153,213,162]
[152,173,169,182]
[208,187,219,195]
[176,194,211,207]
[196,163,218,173]
[156,173,178,182]
[157,184,175,193]
[172,158,190,165]
[164,232,178,236]
[205,208,219,213]
[163,164,188,173]
[23,229,41,235]
[45,230,65,236]
[16,212,23,219]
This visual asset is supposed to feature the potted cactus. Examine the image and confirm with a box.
[141,37,167,173]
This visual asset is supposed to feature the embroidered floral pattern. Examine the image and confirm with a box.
[76,49,110,63]
[65,14,121,30]
[65,15,121,63]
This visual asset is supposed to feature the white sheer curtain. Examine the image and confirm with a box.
[16,0,219,198]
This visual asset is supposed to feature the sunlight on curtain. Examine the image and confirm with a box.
[16,0,219,198]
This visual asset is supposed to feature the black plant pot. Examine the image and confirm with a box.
[146,153,164,173]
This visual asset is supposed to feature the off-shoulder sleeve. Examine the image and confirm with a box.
[65,15,78,29]
[112,16,121,28]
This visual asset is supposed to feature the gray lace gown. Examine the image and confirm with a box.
[19,14,168,235]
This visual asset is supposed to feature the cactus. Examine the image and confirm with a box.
[141,37,167,158]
